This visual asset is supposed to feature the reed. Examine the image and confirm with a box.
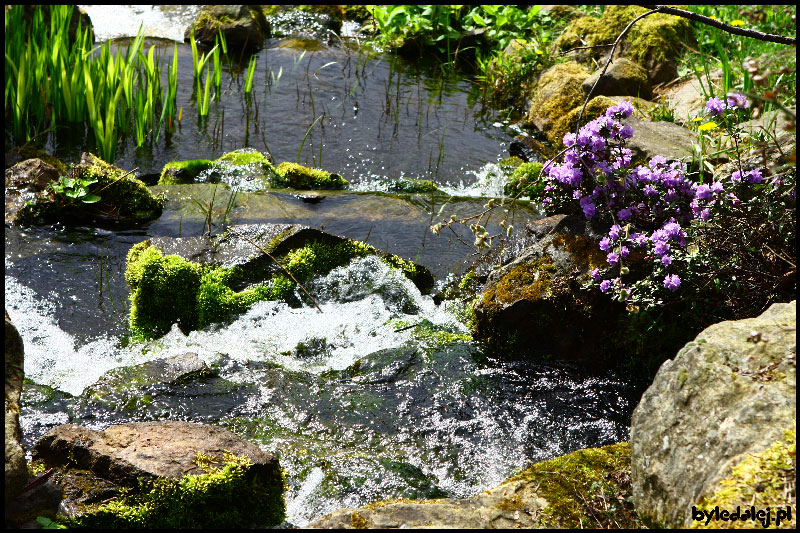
[244,54,258,94]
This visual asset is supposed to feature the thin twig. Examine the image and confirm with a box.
[225,227,323,313]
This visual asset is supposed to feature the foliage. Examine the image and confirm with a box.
[4,6,180,162]
[50,169,101,206]
[541,98,795,317]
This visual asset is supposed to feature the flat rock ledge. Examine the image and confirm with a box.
[631,300,796,528]
[32,420,285,527]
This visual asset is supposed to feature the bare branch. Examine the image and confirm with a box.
[639,5,796,46]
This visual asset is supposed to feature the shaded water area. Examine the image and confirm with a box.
[8,7,635,527]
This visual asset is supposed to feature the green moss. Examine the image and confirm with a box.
[525,61,590,131]
[214,150,273,168]
[498,156,524,173]
[158,159,214,185]
[504,161,544,198]
[548,95,619,145]
[341,5,371,22]
[408,319,471,347]
[126,242,204,339]
[692,427,796,529]
[555,6,692,69]
[458,271,477,291]
[273,162,349,190]
[262,5,282,17]
[126,238,434,338]
[551,232,608,273]
[386,178,440,194]
[507,442,641,528]
[677,367,688,388]
[298,4,345,20]
[488,256,556,306]
[68,452,285,529]
[80,153,163,220]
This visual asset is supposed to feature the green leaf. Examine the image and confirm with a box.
[82,194,101,203]
[471,13,487,26]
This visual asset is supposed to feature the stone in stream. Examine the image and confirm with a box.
[185,5,270,51]
[630,301,796,528]
[32,421,285,528]
[126,223,434,340]
[5,310,27,503]
[308,442,636,528]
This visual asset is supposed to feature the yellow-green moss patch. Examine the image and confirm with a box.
[66,452,285,529]
[692,427,796,529]
[490,256,556,305]
[507,442,642,528]
[273,162,349,190]
[548,95,619,146]
[525,61,590,131]
[158,159,214,185]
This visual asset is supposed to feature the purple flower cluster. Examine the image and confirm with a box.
[705,92,750,116]
[543,99,766,301]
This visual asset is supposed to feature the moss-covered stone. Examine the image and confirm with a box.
[273,162,349,190]
[158,159,214,185]
[507,442,641,528]
[65,452,285,528]
[6,145,67,174]
[75,153,163,221]
[214,149,273,168]
[386,178,440,194]
[691,428,796,529]
[548,95,619,146]
[524,61,591,133]
[126,233,434,339]
[555,6,693,85]
[504,161,544,198]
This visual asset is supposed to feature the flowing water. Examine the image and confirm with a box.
[9,7,635,527]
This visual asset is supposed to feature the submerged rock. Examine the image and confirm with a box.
[630,300,796,528]
[309,442,637,529]
[5,311,27,503]
[32,421,285,528]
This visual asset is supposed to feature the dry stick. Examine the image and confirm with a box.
[638,5,797,46]
[225,227,324,313]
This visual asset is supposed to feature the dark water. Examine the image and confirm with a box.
[10,9,633,527]
[45,35,518,190]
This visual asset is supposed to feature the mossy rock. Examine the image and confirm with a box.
[310,442,639,528]
[555,6,694,86]
[503,161,544,198]
[158,159,214,185]
[5,145,67,174]
[386,178,440,194]
[273,162,349,190]
[691,428,796,530]
[16,153,163,225]
[548,95,619,146]
[524,61,591,133]
[33,422,285,528]
[185,5,270,51]
[126,224,434,339]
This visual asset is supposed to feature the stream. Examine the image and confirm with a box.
[7,6,635,527]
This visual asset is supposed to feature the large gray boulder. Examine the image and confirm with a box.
[32,421,285,527]
[5,310,28,503]
[630,300,796,528]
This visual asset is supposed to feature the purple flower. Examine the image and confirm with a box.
[599,237,612,251]
[591,268,601,281]
[661,254,672,267]
[747,169,763,184]
[580,196,596,218]
[663,274,681,291]
[705,97,726,116]
[599,279,612,293]
[710,181,724,194]
[607,252,620,266]
[609,224,622,241]
[726,92,749,109]
[731,170,743,183]
[727,192,740,206]
[620,246,630,258]
[654,240,670,257]
[617,208,633,220]
[695,184,713,201]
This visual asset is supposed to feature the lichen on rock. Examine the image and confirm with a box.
[273,161,349,190]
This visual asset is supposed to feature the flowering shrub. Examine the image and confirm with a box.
[541,98,793,308]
